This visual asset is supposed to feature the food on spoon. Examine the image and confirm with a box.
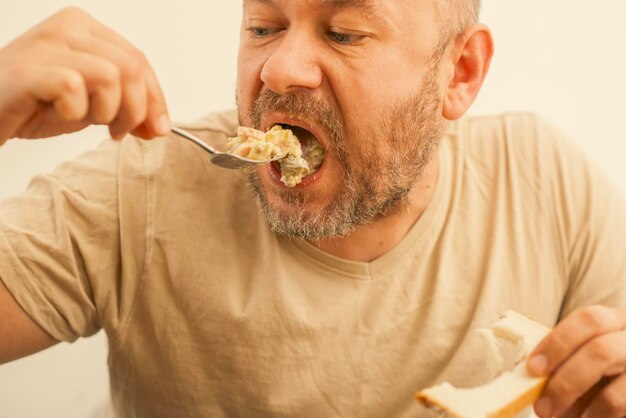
[227,125,325,187]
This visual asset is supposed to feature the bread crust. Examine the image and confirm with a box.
[415,393,463,417]
[487,377,547,418]
[415,375,547,418]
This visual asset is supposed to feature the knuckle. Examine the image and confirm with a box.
[39,8,93,44]
[587,337,614,363]
[34,26,64,43]
[545,333,569,357]
[33,28,78,49]
[578,306,613,331]
[4,62,27,81]
[99,64,121,89]
[121,56,144,80]
[599,387,626,413]
[41,7,86,36]
[549,375,578,398]
[60,72,84,96]
[134,50,149,65]
[58,6,88,20]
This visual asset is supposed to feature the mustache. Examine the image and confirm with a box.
[251,89,344,149]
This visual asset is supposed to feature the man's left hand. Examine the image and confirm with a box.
[527,305,626,418]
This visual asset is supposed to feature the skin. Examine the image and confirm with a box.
[0,7,170,143]
[0,3,624,417]
[528,306,626,418]
[237,0,450,260]
[242,1,424,258]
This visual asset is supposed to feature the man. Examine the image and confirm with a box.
[0,1,625,418]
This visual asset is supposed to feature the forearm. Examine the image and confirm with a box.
[0,278,58,365]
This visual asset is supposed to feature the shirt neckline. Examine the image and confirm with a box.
[281,136,453,281]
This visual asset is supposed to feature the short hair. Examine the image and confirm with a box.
[437,0,481,43]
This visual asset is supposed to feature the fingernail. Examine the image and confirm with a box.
[528,354,548,375]
[535,396,553,418]
[155,114,171,136]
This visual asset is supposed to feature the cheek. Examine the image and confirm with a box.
[236,48,266,122]
[337,64,434,152]
[331,72,394,136]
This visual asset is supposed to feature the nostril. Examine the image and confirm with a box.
[260,47,323,93]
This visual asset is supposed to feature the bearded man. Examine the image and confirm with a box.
[1,1,625,417]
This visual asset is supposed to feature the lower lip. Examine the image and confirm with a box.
[268,159,327,188]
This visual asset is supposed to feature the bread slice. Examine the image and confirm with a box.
[416,311,550,418]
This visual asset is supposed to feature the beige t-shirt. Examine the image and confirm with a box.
[1,111,625,418]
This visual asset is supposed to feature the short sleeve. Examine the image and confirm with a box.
[0,140,128,342]
[538,118,626,316]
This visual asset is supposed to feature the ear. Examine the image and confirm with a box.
[442,25,494,120]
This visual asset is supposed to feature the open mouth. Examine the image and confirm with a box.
[276,124,325,174]
[226,121,326,188]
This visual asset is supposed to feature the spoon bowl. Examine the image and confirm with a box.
[171,127,284,169]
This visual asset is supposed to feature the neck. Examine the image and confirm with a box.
[309,152,440,262]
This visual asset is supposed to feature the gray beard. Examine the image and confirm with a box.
[243,61,444,241]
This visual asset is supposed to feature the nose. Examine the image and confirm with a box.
[260,29,324,94]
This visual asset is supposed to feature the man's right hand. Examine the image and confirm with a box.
[0,7,170,145]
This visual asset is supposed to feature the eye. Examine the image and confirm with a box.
[247,27,282,38]
[328,31,366,45]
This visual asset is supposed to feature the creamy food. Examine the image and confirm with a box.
[227,125,325,187]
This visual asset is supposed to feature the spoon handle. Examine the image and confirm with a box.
[171,127,219,155]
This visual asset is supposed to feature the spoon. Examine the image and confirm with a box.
[171,127,285,169]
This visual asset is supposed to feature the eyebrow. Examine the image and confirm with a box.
[245,0,381,14]
[322,0,376,9]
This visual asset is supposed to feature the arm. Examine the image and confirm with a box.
[0,6,166,364]
[0,278,57,364]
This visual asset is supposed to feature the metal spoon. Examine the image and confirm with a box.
[171,127,285,169]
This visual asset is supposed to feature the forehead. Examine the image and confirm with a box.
[242,0,390,29]
[246,0,436,17]
[242,0,437,24]
[242,0,442,45]
[245,0,381,10]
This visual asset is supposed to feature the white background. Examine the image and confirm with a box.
[0,1,625,417]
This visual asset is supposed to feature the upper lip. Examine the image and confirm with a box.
[262,114,328,152]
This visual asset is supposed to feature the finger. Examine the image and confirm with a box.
[0,65,87,141]
[46,69,89,122]
[16,105,90,139]
[42,48,123,125]
[558,381,605,418]
[129,65,170,139]
[583,374,626,418]
[61,34,146,139]
[538,330,626,417]
[528,306,626,376]
[108,72,147,140]
[127,50,170,137]
[70,29,170,138]
[78,55,122,125]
